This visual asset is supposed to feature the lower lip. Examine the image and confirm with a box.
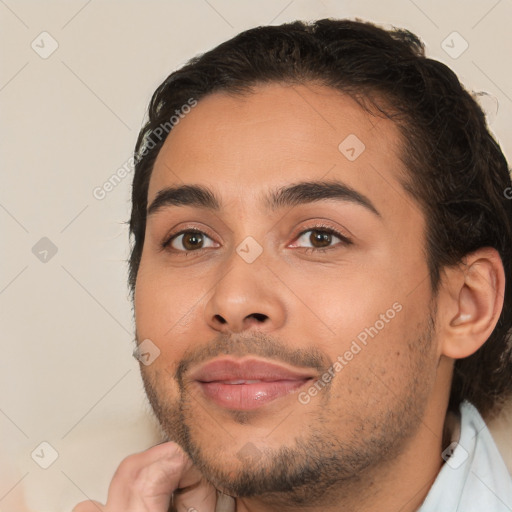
[197,379,310,410]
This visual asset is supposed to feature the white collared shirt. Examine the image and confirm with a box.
[419,400,512,511]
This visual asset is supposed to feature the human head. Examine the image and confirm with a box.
[129,19,512,419]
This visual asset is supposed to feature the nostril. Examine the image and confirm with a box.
[248,313,267,322]
[214,314,227,324]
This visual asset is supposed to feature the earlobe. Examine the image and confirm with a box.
[440,248,505,360]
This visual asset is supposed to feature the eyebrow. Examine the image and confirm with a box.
[148,184,219,216]
[147,180,381,217]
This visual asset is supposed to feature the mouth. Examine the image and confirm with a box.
[189,357,316,411]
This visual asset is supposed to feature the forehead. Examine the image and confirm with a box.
[148,83,410,217]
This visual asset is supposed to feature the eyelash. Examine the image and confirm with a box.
[162,223,352,256]
[294,224,352,254]
[161,228,214,256]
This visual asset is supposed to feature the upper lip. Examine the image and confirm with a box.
[189,357,317,383]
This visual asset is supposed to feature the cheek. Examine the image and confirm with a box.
[340,265,428,349]
[288,263,401,344]
[294,258,432,374]
[324,308,435,415]
[134,258,206,364]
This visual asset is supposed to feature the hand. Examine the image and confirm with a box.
[72,441,235,512]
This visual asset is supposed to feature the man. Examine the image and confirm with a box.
[73,18,512,512]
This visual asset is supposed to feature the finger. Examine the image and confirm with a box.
[72,499,105,512]
[105,442,194,511]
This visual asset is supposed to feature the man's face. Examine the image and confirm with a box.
[134,84,440,500]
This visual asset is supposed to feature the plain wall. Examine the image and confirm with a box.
[1,1,511,510]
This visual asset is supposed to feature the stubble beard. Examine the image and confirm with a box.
[139,316,436,507]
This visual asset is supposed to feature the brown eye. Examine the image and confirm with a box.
[182,232,203,250]
[309,230,333,248]
[292,227,350,251]
[296,229,346,249]
[167,230,216,252]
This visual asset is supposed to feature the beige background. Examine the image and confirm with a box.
[1,1,511,510]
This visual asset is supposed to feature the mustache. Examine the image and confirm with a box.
[175,331,331,386]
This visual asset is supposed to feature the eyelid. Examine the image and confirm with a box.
[161,225,219,251]
[162,221,352,254]
[289,223,353,248]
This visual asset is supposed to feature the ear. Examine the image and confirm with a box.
[436,247,505,359]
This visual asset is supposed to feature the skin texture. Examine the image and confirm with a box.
[74,83,505,512]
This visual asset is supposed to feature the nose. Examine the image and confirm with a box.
[203,248,286,335]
